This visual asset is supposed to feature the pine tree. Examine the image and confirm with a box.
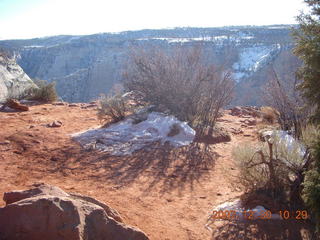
[293,0,320,120]
[294,0,320,232]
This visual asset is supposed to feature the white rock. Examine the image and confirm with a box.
[0,53,36,103]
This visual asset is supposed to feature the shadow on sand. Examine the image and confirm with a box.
[51,142,218,194]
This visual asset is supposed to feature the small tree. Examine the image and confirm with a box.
[301,125,320,231]
[123,46,234,132]
[263,67,308,137]
[293,0,320,121]
[293,0,320,231]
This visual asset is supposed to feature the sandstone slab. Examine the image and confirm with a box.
[0,183,149,240]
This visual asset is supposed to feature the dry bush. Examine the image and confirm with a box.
[260,106,280,124]
[97,94,128,124]
[27,79,58,102]
[301,124,320,149]
[233,143,270,190]
[301,125,320,232]
[123,46,234,132]
[233,135,306,198]
[263,67,309,137]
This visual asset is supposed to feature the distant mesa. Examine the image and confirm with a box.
[0,25,299,106]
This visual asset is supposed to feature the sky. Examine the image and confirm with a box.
[0,0,309,40]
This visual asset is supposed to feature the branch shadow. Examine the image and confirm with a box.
[50,141,218,195]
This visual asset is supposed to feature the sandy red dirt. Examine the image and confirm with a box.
[0,103,315,240]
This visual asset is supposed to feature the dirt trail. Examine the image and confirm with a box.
[0,103,286,239]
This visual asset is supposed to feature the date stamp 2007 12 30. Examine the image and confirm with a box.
[210,209,308,221]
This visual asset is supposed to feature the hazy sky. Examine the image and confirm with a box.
[0,0,308,40]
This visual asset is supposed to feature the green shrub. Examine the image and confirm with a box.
[27,79,58,102]
[302,126,320,231]
[301,125,320,150]
[303,167,320,231]
[97,94,128,125]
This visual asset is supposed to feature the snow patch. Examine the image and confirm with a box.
[206,199,282,230]
[24,45,44,48]
[212,199,281,220]
[262,130,306,157]
[72,112,195,156]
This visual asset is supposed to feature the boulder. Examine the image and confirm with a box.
[5,99,29,111]
[47,120,63,128]
[240,118,257,126]
[0,183,149,240]
[3,183,68,205]
[68,103,79,107]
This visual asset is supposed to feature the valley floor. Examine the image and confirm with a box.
[0,103,315,239]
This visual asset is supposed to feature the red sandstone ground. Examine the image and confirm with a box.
[0,103,316,240]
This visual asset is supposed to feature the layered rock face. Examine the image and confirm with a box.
[0,52,36,103]
[0,183,149,240]
[0,25,300,105]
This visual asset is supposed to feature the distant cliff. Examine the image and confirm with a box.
[0,51,36,103]
[0,25,300,105]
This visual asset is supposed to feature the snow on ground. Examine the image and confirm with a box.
[206,199,282,230]
[72,112,195,156]
[262,130,306,157]
[232,44,281,82]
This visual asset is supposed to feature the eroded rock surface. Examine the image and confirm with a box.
[0,183,149,240]
[0,52,36,103]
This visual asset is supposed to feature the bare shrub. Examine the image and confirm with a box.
[123,46,234,133]
[97,94,128,125]
[27,79,58,102]
[260,106,280,124]
[233,135,306,198]
[233,143,270,190]
[263,67,309,137]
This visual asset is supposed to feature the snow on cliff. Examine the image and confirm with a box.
[232,44,281,82]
